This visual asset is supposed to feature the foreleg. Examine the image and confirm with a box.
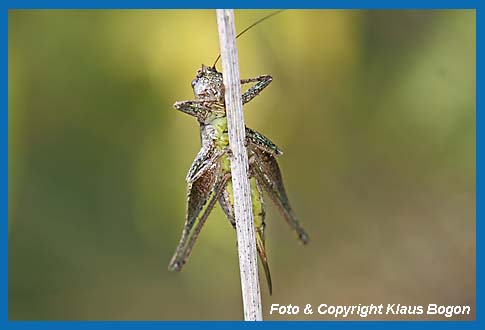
[241,75,273,105]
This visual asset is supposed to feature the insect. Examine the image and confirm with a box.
[168,12,309,295]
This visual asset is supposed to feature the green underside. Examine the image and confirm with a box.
[213,117,264,230]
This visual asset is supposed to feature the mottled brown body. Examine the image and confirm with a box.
[168,65,309,294]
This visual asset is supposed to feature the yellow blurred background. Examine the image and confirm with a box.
[8,10,475,320]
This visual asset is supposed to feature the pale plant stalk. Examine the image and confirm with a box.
[216,9,263,321]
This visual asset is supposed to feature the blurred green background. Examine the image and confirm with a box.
[8,10,475,320]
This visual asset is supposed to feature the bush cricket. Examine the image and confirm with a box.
[168,11,309,295]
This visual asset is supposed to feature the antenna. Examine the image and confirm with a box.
[212,10,284,68]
